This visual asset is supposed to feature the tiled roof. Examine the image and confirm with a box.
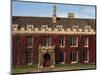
[12,16,96,30]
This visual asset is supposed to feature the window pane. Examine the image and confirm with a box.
[70,51,77,61]
[70,36,77,47]
[59,37,65,46]
[83,50,88,61]
[43,36,51,46]
[59,51,64,62]
[84,37,88,47]
[27,48,32,63]
[27,36,32,46]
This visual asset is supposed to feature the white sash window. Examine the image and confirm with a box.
[27,36,33,47]
[71,51,78,63]
[83,37,89,47]
[70,36,78,47]
[59,37,65,47]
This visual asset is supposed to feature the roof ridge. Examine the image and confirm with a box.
[12,16,95,20]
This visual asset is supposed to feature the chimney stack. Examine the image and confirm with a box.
[68,13,75,18]
[52,5,57,23]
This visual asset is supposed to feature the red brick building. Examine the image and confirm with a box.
[12,5,96,68]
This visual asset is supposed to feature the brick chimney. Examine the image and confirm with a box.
[68,13,75,18]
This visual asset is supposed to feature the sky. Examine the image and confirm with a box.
[12,1,96,19]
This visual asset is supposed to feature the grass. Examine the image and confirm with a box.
[55,63,95,67]
[55,63,96,70]
[12,63,96,74]
[12,64,38,74]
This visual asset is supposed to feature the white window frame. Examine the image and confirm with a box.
[27,36,33,48]
[83,37,89,47]
[46,37,51,46]
[70,37,78,47]
[12,24,18,31]
[27,25,34,31]
[27,48,33,65]
[60,37,65,47]
[84,49,89,63]
[59,52,64,64]
[71,51,78,64]
[27,37,33,65]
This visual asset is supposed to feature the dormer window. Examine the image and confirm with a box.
[72,26,79,29]
[84,26,91,31]
[27,25,34,31]
[56,25,63,31]
[72,26,79,31]
[12,24,18,31]
[41,25,48,30]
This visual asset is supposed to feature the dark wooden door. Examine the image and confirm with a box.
[43,53,51,67]
[43,60,51,67]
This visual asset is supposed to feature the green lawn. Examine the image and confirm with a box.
[55,63,96,70]
[12,63,96,74]
[55,63,96,67]
[12,64,38,74]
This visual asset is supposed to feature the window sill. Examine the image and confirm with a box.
[60,45,65,48]
[59,62,65,64]
[71,61,78,64]
[28,63,32,65]
[70,46,78,47]
[27,46,33,48]
[84,61,89,63]
[83,46,88,48]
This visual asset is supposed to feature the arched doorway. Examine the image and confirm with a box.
[43,53,51,67]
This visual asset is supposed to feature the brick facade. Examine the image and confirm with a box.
[12,34,96,67]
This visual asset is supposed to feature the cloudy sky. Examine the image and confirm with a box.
[12,1,96,19]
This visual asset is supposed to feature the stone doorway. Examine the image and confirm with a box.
[38,45,55,68]
[43,53,51,67]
